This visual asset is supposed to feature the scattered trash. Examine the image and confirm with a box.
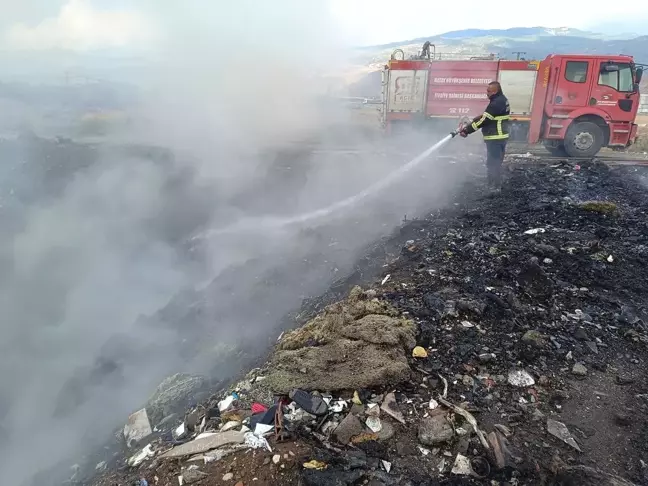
[253,423,274,436]
[418,414,454,446]
[173,422,187,440]
[128,444,155,467]
[124,408,153,447]
[470,456,491,478]
[289,389,329,416]
[218,395,235,412]
[381,392,406,424]
[327,399,347,413]
[202,448,236,464]
[489,431,506,469]
[333,413,365,445]
[381,274,391,285]
[251,403,268,414]
[249,403,278,431]
[88,160,648,485]
[508,369,536,387]
[547,419,581,452]
[437,397,489,450]
[161,431,246,459]
[272,454,281,464]
[207,407,220,420]
[367,403,380,416]
[244,432,271,451]
[222,421,242,432]
[412,346,428,358]
[450,453,474,476]
[438,374,448,398]
[366,416,382,433]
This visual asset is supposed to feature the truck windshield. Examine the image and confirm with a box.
[599,63,634,92]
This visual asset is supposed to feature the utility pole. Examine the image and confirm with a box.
[512,51,527,60]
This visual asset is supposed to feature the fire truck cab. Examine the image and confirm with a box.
[531,54,641,156]
[381,50,644,157]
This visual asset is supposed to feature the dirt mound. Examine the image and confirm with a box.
[258,286,416,393]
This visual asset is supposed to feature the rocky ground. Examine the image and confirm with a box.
[94,157,648,486]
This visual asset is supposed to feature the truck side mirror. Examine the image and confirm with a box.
[636,67,644,84]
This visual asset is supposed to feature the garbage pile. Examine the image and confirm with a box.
[95,160,648,486]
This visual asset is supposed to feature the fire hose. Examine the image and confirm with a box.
[199,119,473,238]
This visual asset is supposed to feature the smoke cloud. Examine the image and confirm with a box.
[0,2,468,484]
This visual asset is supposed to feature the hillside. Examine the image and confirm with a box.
[348,27,648,98]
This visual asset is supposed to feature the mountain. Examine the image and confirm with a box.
[347,27,648,97]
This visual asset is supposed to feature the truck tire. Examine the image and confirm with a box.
[564,121,604,158]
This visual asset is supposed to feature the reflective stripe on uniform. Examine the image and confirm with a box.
[494,114,510,138]
[471,111,494,131]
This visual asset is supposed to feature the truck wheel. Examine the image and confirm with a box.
[564,121,604,158]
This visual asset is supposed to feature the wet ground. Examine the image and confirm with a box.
[93,157,648,485]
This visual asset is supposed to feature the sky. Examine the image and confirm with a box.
[1,0,648,52]
[330,0,648,45]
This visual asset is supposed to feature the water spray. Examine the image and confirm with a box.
[198,132,460,238]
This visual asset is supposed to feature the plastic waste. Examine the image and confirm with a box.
[128,444,154,467]
[218,395,235,412]
[289,389,329,416]
[507,369,536,387]
[366,416,382,433]
[412,346,428,358]
[303,460,327,470]
[524,228,546,235]
[451,454,473,475]
[251,403,268,414]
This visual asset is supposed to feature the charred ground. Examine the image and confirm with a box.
[92,157,648,486]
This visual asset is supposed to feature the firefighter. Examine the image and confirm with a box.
[460,81,510,191]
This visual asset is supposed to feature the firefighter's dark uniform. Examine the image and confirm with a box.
[462,90,510,187]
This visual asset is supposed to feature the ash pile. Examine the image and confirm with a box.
[94,159,648,486]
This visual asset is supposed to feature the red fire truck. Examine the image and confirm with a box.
[381,47,644,157]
